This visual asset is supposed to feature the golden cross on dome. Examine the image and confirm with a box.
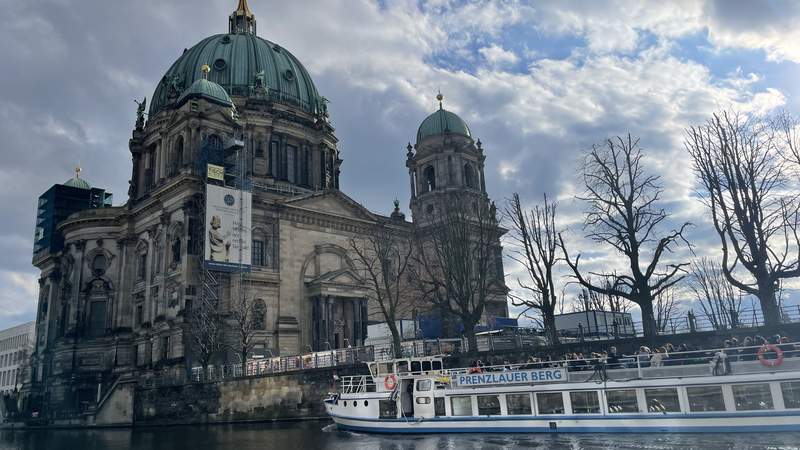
[75,163,82,178]
[436,90,444,110]
[201,64,210,79]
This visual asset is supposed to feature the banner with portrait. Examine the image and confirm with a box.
[204,184,252,271]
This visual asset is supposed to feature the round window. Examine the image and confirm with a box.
[364,400,368,407]
[283,69,295,81]
[343,401,347,407]
[213,58,227,71]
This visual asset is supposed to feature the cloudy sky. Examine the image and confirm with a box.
[2,0,800,330]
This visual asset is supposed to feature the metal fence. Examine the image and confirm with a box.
[181,346,375,385]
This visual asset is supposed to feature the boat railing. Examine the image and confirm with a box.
[339,375,377,394]
[440,342,800,384]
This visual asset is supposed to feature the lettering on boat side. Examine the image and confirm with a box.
[455,369,565,386]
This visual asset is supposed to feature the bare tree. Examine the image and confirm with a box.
[188,290,224,380]
[571,278,634,314]
[228,291,264,375]
[686,111,800,327]
[654,285,680,333]
[506,193,561,345]
[411,194,503,352]
[349,220,414,358]
[561,135,691,337]
[689,258,743,330]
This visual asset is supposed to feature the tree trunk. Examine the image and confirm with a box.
[757,281,782,327]
[387,321,403,358]
[639,300,656,338]
[465,322,478,353]
[241,349,248,375]
[542,309,559,346]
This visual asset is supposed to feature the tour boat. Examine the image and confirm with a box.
[324,343,800,433]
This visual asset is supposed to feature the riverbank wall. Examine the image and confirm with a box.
[133,365,362,426]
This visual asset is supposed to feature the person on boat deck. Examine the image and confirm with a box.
[606,346,621,369]
[637,346,651,367]
[650,347,668,367]
[778,335,796,354]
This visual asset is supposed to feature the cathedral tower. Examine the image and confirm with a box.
[406,93,489,225]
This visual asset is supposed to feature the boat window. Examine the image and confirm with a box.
[379,362,393,375]
[416,397,431,404]
[411,361,422,373]
[606,389,639,413]
[364,400,369,406]
[434,397,446,416]
[422,361,432,372]
[379,399,397,419]
[477,395,501,415]
[536,392,564,414]
[732,383,774,411]
[687,386,725,412]
[644,388,680,413]
[397,361,409,374]
[417,379,432,391]
[781,381,800,409]
[570,391,601,414]
[451,396,473,416]
[432,361,442,371]
[506,393,532,415]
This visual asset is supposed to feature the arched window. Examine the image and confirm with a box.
[171,236,181,268]
[252,300,266,330]
[172,136,184,175]
[423,166,436,192]
[464,163,477,189]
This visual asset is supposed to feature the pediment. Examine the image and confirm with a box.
[307,268,364,286]
[284,190,377,222]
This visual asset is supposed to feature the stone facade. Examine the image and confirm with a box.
[24,1,508,417]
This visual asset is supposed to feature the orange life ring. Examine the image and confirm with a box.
[384,374,397,390]
[758,344,784,367]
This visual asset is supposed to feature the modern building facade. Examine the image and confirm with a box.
[25,0,508,415]
[0,322,35,394]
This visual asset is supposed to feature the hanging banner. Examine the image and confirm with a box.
[204,184,251,271]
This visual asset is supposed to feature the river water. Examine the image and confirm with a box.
[0,421,798,450]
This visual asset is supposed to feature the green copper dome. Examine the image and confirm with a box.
[150,33,323,116]
[63,176,91,190]
[416,108,471,143]
[176,78,233,108]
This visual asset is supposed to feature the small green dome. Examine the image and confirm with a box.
[63,176,91,190]
[177,78,234,108]
[416,108,471,143]
[150,33,323,116]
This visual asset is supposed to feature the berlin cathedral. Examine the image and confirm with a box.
[26,0,508,411]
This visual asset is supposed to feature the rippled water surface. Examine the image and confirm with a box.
[0,421,798,450]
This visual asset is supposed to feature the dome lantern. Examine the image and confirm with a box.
[229,0,256,35]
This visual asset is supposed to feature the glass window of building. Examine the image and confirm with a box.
[570,391,601,414]
[506,393,532,415]
[252,239,264,266]
[732,383,774,411]
[477,395,501,415]
[536,392,564,414]
[450,397,472,416]
[781,381,800,409]
[645,388,681,413]
[687,386,726,412]
[606,389,639,413]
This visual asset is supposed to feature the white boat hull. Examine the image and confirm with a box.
[326,407,800,434]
